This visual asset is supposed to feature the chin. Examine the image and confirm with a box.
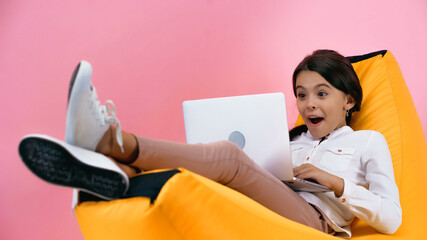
[311,133,325,139]
[307,128,328,139]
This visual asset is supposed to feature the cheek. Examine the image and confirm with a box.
[326,105,345,119]
[296,101,304,114]
[323,104,336,116]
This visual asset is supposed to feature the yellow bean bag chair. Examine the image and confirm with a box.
[75,50,427,239]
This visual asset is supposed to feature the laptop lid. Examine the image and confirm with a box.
[182,92,293,181]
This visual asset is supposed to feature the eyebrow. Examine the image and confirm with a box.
[296,83,332,90]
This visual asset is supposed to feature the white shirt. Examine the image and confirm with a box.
[290,126,402,238]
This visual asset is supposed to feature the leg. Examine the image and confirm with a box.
[135,137,328,232]
[96,126,139,163]
[97,127,328,232]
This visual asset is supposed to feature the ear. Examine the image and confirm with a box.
[344,94,356,111]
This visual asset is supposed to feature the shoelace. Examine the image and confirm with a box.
[90,86,124,152]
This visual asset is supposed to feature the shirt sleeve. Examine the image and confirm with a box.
[337,131,402,234]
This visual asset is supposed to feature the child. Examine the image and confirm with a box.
[19,50,401,238]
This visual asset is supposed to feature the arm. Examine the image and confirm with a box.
[293,163,344,197]
[337,132,402,234]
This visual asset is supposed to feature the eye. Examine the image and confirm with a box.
[297,93,306,99]
[318,92,328,97]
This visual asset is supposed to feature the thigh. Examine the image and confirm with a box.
[227,157,328,233]
[135,136,327,232]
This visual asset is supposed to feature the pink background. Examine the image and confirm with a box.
[1,1,426,239]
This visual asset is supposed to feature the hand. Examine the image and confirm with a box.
[293,163,344,197]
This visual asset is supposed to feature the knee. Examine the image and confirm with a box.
[214,140,251,164]
[210,140,254,185]
[216,140,241,151]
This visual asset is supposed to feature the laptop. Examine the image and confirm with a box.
[182,92,331,192]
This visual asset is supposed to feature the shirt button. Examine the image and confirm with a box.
[306,157,310,161]
[341,198,346,203]
[338,149,342,153]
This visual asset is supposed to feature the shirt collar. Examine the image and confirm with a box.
[306,126,353,141]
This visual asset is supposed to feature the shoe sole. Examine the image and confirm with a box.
[67,60,92,104]
[65,60,92,145]
[19,136,127,200]
[68,62,80,103]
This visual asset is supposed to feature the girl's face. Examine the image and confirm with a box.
[295,70,355,139]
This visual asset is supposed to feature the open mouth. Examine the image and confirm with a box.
[309,117,324,125]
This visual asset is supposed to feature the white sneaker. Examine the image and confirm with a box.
[19,134,129,200]
[65,60,124,152]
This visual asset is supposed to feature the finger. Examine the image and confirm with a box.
[293,163,313,175]
[294,168,315,179]
[295,169,315,180]
[294,164,323,180]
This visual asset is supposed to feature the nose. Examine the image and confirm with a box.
[306,97,317,110]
